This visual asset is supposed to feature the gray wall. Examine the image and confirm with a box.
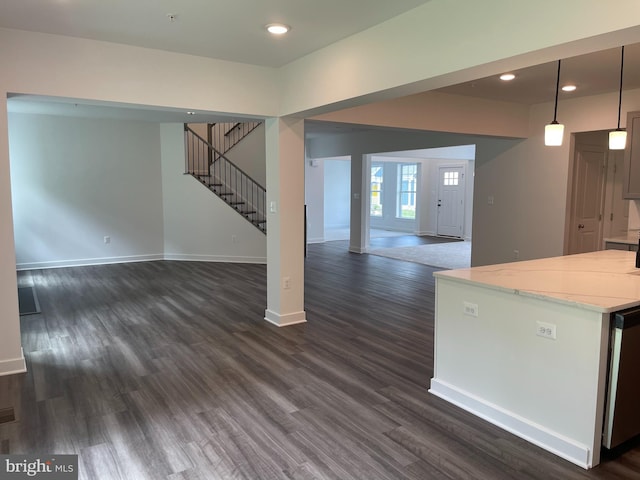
[9,114,267,269]
[9,113,164,268]
[324,159,351,229]
[161,123,266,262]
[225,123,267,188]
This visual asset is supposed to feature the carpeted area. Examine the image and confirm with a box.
[369,240,471,270]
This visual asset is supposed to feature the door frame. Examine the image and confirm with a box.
[564,131,626,254]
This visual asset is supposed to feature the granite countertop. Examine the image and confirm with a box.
[604,231,640,245]
[434,250,640,313]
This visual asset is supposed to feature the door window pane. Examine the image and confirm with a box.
[443,171,459,186]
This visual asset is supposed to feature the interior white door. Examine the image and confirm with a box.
[569,144,606,254]
[437,166,465,237]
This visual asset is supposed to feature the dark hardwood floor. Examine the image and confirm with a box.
[1,239,639,479]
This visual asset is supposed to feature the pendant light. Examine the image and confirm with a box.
[609,46,627,150]
[545,60,565,146]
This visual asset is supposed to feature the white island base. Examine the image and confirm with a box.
[430,250,640,469]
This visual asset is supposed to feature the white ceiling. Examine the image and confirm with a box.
[0,0,431,68]
[3,1,639,130]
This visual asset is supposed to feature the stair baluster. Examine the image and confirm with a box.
[184,125,266,234]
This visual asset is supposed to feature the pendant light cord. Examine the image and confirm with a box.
[617,46,625,130]
[553,60,561,123]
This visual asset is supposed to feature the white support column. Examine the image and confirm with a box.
[349,152,369,254]
[0,96,26,376]
[264,117,307,327]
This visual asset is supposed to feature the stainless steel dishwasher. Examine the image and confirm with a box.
[603,306,640,449]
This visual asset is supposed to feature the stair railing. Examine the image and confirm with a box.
[184,125,267,234]
[209,122,261,161]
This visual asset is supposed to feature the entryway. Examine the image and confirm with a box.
[567,131,629,254]
[436,165,465,237]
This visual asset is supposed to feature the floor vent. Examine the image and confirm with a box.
[0,407,15,424]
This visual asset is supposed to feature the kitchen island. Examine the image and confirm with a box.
[430,250,640,469]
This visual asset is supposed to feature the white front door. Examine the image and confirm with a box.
[437,166,465,237]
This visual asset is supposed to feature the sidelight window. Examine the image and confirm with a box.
[397,164,417,219]
[370,164,383,217]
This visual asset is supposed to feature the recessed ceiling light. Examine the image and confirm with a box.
[266,23,290,35]
[186,111,195,115]
[500,73,516,81]
[562,85,577,92]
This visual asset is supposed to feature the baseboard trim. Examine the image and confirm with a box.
[164,254,266,264]
[264,309,307,327]
[16,254,164,271]
[307,237,325,244]
[349,246,366,254]
[0,348,26,377]
[429,378,592,469]
[17,253,268,271]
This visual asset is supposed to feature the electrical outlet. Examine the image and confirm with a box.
[282,276,291,289]
[104,236,111,244]
[463,301,478,317]
[536,321,557,340]
[513,249,519,260]
[231,235,238,244]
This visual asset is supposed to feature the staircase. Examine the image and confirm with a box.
[184,125,267,234]
[208,122,261,161]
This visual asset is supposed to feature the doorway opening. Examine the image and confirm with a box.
[304,144,476,270]
[567,131,629,254]
[365,145,475,269]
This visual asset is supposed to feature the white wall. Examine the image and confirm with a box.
[9,113,164,268]
[324,159,351,229]
[313,91,531,139]
[160,124,266,263]
[0,28,279,117]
